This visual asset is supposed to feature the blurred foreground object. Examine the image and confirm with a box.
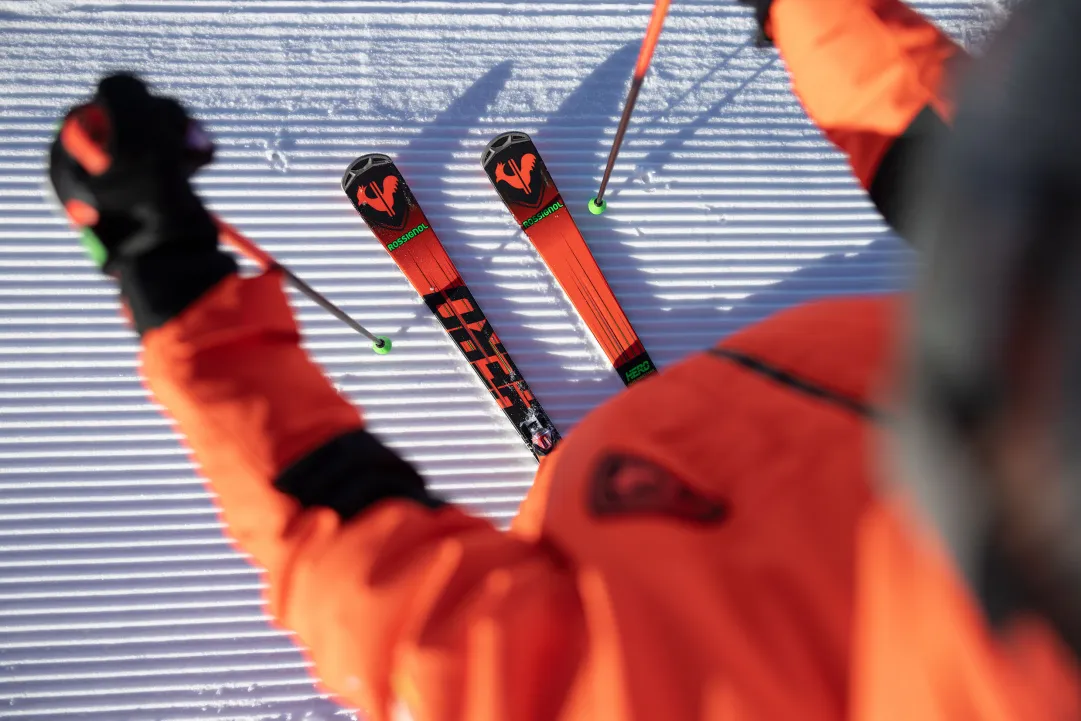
[903,0,1081,661]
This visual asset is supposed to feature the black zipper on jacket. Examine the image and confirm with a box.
[709,347,884,421]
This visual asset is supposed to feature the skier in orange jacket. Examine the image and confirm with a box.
[46,0,1081,719]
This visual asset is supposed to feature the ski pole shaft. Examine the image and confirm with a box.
[594,76,645,204]
[591,0,671,211]
[215,219,391,353]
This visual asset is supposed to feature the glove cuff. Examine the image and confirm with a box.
[117,249,238,335]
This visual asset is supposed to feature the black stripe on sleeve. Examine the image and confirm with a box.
[274,429,444,521]
[868,104,950,243]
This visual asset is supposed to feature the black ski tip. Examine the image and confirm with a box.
[342,153,394,192]
[481,131,532,168]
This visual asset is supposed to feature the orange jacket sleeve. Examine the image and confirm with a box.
[140,271,582,721]
[768,0,965,236]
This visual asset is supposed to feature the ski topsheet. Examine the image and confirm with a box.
[482,132,657,386]
[342,154,559,458]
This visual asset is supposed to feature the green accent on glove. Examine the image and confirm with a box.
[80,227,108,266]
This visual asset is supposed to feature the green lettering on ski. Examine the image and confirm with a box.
[387,223,430,252]
[623,359,655,384]
[522,200,564,229]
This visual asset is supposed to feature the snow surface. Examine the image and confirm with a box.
[0,1,1002,718]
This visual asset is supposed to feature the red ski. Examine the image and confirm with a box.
[342,154,559,458]
[482,132,656,386]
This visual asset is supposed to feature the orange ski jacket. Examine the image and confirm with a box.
[141,271,1081,721]
[142,270,874,720]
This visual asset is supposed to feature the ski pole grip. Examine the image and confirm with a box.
[634,0,671,78]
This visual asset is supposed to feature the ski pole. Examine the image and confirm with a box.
[588,0,672,215]
[215,219,392,354]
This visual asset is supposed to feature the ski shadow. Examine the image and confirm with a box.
[395,59,514,173]
[602,44,779,201]
[393,58,515,283]
[538,41,640,148]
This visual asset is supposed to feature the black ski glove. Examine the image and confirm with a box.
[49,72,236,333]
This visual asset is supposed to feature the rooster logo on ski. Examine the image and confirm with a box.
[492,152,546,208]
[495,154,536,194]
[356,175,400,218]
[350,172,410,231]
